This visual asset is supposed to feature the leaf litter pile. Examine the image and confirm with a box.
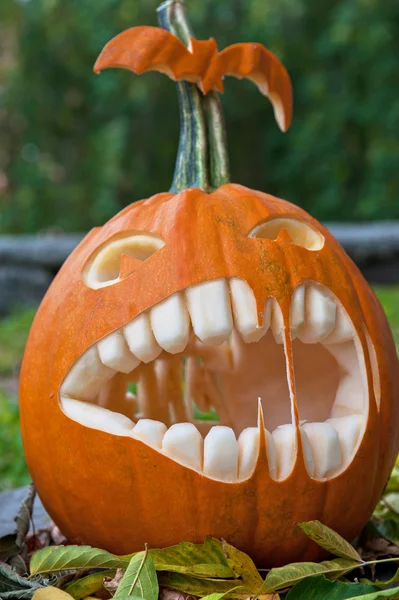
[3,462,399,599]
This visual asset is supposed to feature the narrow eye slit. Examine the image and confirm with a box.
[83,232,165,289]
[249,217,324,251]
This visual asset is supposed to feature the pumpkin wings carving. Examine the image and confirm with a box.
[94,26,292,131]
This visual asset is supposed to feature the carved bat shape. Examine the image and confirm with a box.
[94,26,293,131]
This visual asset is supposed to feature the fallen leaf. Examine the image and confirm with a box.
[199,588,245,600]
[0,561,44,598]
[50,525,68,546]
[258,558,360,593]
[159,589,197,600]
[360,537,399,562]
[32,588,74,599]
[0,484,35,560]
[30,545,128,575]
[149,538,234,579]
[297,521,363,562]
[8,553,27,575]
[360,566,399,588]
[157,573,247,599]
[114,549,158,600]
[285,574,399,599]
[222,539,263,592]
[63,569,116,599]
[103,567,125,596]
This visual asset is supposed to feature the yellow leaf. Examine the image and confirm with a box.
[33,587,74,599]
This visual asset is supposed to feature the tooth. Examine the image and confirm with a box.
[185,357,211,414]
[124,313,162,363]
[323,306,353,345]
[60,346,115,401]
[186,279,233,345]
[272,424,314,479]
[327,415,365,463]
[137,364,170,424]
[156,358,187,422]
[191,340,232,372]
[162,423,203,470]
[203,426,238,480]
[266,430,278,479]
[298,285,336,343]
[97,330,141,373]
[98,373,136,418]
[229,278,270,342]
[271,300,284,344]
[150,293,190,353]
[330,373,364,417]
[131,418,167,448]
[302,422,342,478]
[61,397,134,435]
[290,285,305,340]
[238,427,277,480]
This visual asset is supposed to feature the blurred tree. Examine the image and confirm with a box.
[0,0,398,233]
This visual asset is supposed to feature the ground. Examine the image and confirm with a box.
[0,286,398,491]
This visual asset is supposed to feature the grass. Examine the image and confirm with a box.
[0,307,36,377]
[373,285,399,351]
[0,285,398,491]
[0,390,31,491]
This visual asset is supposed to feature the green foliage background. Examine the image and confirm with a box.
[0,0,398,233]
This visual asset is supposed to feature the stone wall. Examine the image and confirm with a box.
[1,224,398,315]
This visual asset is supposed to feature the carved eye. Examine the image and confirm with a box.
[248,217,324,251]
[83,233,165,289]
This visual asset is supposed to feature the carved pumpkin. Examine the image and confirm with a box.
[19,0,399,567]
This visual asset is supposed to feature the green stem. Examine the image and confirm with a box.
[157,0,209,192]
[157,0,230,192]
[204,93,230,188]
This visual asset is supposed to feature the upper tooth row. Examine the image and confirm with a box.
[61,279,353,401]
[61,398,364,482]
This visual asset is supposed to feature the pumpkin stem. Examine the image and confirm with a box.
[203,93,230,189]
[157,0,230,192]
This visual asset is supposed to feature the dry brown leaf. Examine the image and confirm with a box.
[103,567,125,594]
[359,536,399,561]
[159,588,197,600]
[50,524,68,545]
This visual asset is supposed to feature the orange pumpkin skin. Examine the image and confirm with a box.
[93,26,293,131]
[19,183,399,566]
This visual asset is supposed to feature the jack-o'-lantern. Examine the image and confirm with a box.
[19,0,399,567]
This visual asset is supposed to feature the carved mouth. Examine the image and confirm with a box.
[60,278,372,483]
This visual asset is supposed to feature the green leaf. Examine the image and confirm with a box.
[200,589,243,600]
[286,574,399,599]
[30,545,128,575]
[32,589,74,599]
[114,550,158,600]
[222,539,263,591]
[0,562,45,599]
[148,538,234,578]
[259,558,360,593]
[62,570,116,599]
[297,521,363,562]
[157,538,262,599]
[372,519,399,544]
[360,566,399,588]
[157,573,245,599]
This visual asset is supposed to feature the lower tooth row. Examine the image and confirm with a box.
[61,398,364,482]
